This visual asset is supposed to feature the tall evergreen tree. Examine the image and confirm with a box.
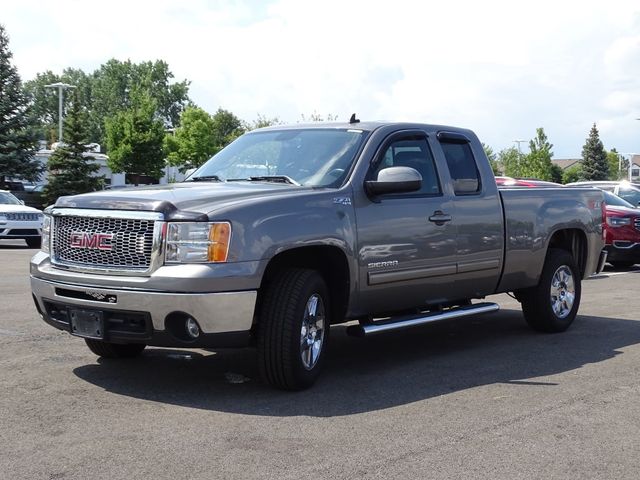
[0,24,42,189]
[44,91,102,205]
[581,123,609,180]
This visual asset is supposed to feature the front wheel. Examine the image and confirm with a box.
[257,268,330,390]
[520,248,581,333]
[84,339,146,358]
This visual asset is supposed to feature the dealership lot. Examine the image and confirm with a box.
[2,242,640,479]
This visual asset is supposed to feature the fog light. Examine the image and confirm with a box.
[185,317,200,338]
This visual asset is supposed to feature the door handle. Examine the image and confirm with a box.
[428,211,452,225]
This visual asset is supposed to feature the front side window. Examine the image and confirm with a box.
[189,128,366,187]
[440,141,481,195]
[371,137,441,196]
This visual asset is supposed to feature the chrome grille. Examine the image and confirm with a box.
[635,218,640,231]
[52,215,156,270]
[5,212,41,221]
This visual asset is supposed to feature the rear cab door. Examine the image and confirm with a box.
[431,131,504,298]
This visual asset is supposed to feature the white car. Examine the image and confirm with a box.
[0,190,43,248]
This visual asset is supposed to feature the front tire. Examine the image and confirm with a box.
[84,339,146,358]
[520,248,581,333]
[257,268,330,390]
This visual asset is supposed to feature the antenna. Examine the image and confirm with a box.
[349,113,360,124]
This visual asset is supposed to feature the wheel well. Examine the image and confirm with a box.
[548,229,587,276]
[259,246,350,324]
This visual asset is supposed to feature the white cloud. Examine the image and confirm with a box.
[3,0,640,156]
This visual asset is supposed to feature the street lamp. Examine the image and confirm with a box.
[513,139,526,153]
[44,82,76,143]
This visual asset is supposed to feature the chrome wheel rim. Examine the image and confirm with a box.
[550,265,575,319]
[300,294,325,370]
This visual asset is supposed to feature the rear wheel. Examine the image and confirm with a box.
[520,248,581,333]
[84,339,146,358]
[257,268,330,390]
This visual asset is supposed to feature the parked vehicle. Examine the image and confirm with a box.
[567,181,640,207]
[599,190,640,268]
[30,121,607,390]
[0,190,43,248]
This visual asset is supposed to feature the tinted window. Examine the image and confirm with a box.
[617,188,640,206]
[372,137,440,195]
[440,142,481,194]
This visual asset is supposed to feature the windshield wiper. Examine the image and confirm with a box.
[187,175,222,182]
[248,175,301,186]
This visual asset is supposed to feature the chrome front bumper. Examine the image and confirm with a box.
[31,275,257,338]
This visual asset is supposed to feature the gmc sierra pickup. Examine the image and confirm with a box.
[30,121,607,390]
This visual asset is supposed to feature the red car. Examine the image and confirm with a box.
[601,190,640,268]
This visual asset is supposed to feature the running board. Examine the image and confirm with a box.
[346,302,500,337]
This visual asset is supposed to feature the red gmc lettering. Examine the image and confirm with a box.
[70,232,114,250]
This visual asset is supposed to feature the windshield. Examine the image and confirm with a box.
[0,192,21,205]
[617,187,640,207]
[603,190,635,208]
[188,128,366,187]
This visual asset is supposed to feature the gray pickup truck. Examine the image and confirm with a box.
[30,121,607,390]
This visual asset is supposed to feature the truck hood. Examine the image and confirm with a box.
[53,181,313,219]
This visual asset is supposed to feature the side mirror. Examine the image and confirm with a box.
[365,166,422,196]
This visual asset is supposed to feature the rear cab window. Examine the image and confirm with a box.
[438,133,481,195]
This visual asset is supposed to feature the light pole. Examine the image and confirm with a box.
[44,82,76,143]
[513,139,526,153]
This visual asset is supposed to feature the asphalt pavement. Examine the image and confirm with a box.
[2,241,640,479]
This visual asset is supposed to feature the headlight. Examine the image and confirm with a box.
[41,215,51,253]
[607,216,631,227]
[165,222,231,263]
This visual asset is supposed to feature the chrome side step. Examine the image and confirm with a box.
[346,302,500,337]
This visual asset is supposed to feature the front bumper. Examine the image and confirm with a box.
[31,276,257,348]
[605,242,640,264]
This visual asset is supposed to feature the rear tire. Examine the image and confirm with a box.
[26,237,41,248]
[257,268,330,390]
[520,248,581,333]
[84,339,146,358]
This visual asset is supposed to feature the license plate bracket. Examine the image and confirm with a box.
[69,309,104,339]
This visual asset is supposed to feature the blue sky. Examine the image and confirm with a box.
[3,0,640,158]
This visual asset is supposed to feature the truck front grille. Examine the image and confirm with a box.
[52,215,156,271]
[635,218,640,231]
[6,213,41,221]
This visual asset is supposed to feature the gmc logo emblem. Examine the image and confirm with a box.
[70,232,114,251]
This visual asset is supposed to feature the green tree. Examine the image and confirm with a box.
[482,143,500,175]
[164,106,217,171]
[581,123,609,180]
[210,108,245,154]
[23,68,93,144]
[550,163,563,183]
[499,146,523,177]
[0,25,42,189]
[105,91,166,184]
[562,164,583,184]
[606,148,624,180]
[44,91,102,205]
[24,59,190,149]
[520,128,554,181]
[245,114,282,131]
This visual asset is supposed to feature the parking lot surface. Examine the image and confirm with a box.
[2,241,640,479]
